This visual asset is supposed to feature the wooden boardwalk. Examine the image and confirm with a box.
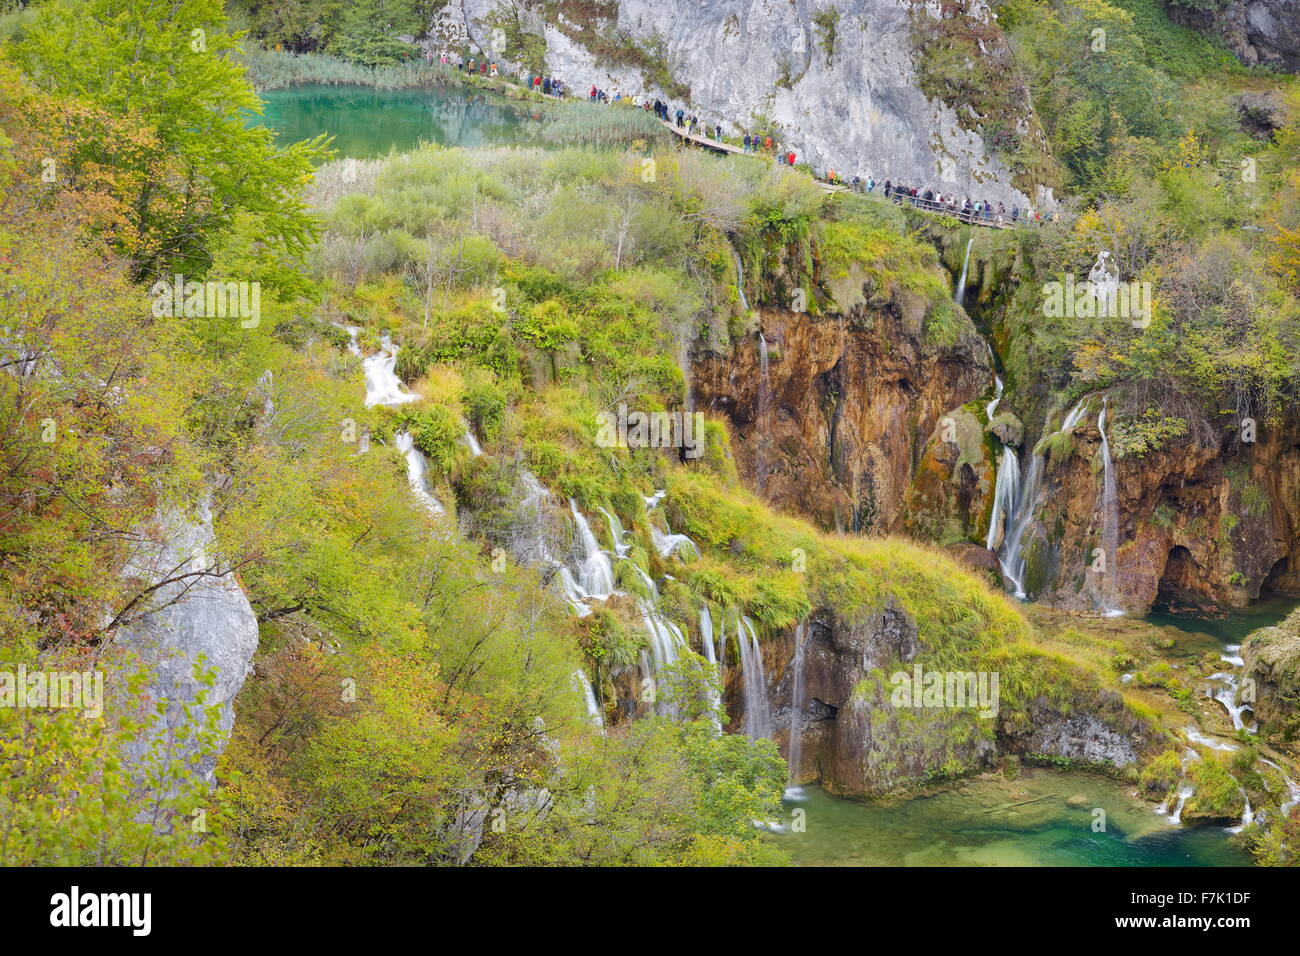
[466,72,1036,221]
[660,120,848,193]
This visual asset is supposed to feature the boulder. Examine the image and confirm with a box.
[1242,609,1300,739]
[113,500,259,795]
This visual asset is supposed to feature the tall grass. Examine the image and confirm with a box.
[238,47,468,92]
[540,101,668,148]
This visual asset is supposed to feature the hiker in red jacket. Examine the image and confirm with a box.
[787,151,796,166]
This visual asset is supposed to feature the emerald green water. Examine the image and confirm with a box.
[773,772,1252,866]
[1146,595,1296,655]
[255,85,542,158]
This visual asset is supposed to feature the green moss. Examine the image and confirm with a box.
[1186,757,1245,820]
[1138,748,1182,798]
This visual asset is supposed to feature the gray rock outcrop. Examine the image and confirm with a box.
[113,500,259,794]
[1166,0,1300,72]
[434,0,1048,210]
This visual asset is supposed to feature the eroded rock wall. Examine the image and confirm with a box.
[726,601,1149,797]
[692,297,991,533]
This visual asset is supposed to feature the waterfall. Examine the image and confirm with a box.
[786,622,808,794]
[463,428,483,457]
[569,499,615,599]
[597,506,630,558]
[733,250,750,312]
[1260,759,1300,816]
[628,562,686,686]
[995,399,1089,598]
[699,605,722,731]
[986,374,1004,420]
[1185,726,1238,752]
[756,333,770,495]
[394,430,445,516]
[651,522,697,559]
[1227,794,1254,833]
[1097,398,1123,616]
[516,471,593,615]
[954,234,974,308]
[985,446,1020,552]
[349,329,443,514]
[1206,671,1253,731]
[572,669,603,729]
[362,335,418,408]
[738,616,773,741]
[998,453,1044,598]
[1167,784,1194,826]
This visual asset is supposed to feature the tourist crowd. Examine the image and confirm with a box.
[434,51,1052,227]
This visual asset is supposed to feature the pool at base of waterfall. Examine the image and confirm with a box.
[769,770,1252,866]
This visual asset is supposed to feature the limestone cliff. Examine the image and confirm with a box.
[433,0,1051,210]
[1166,0,1300,72]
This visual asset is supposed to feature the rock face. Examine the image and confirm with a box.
[1166,0,1300,72]
[1242,609,1300,739]
[1008,406,1300,614]
[435,0,1046,210]
[733,601,1146,797]
[693,299,991,533]
[114,501,259,793]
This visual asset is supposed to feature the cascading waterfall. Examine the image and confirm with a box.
[1260,759,1300,817]
[362,335,418,408]
[985,445,1020,553]
[516,471,591,615]
[994,399,1089,598]
[572,669,603,729]
[738,616,773,741]
[1166,784,1195,826]
[986,373,1004,420]
[569,499,615,599]
[650,521,697,559]
[786,622,808,795]
[597,506,631,558]
[463,428,483,457]
[395,431,445,516]
[1185,726,1238,753]
[1097,398,1124,616]
[1206,670,1253,731]
[733,249,750,312]
[699,604,722,732]
[350,327,446,516]
[629,563,686,678]
[1227,794,1254,834]
[954,234,974,308]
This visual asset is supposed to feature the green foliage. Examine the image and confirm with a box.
[813,8,840,63]
[330,0,421,67]
[10,0,326,282]
[1137,748,1181,797]
[239,47,456,90]
[1109,410,1189,458]
[1186,756,1245,819]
